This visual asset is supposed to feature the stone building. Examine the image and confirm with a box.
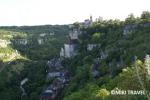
[83,16,93,28]
[41,58,70,100]
[145,54,150,78]
[87,44,97,51]
[60,26,80,58]
[60,16,94,58]
[38,38,43,45]
[87,44,101,51]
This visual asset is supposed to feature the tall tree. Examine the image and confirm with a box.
[141,11,150,19]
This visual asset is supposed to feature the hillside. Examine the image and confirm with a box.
[0,25,69,100]
[60,12,150,100]
[0,12,150,100]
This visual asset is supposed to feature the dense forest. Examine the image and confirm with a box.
[61,11,150,100]
[0,25,69,100]
[0,11,150,100]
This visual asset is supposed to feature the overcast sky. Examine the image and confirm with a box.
[0,0,150,26]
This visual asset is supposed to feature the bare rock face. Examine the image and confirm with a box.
[123,23,150,36]
[14,39,28,45]
[0,39,11,48]
[123,24,138,35]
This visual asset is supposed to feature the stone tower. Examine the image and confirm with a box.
[60,24,80,58]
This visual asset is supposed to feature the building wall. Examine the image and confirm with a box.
[64,44,73,58]
[60,48,65,57]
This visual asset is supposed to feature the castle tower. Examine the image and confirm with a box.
[60,23,79,58]
[90,15,93,22]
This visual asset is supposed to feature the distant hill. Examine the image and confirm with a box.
[0,25,69,34]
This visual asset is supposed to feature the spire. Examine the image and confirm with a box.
[90,15,93,22]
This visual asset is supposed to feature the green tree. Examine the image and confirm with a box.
[125,13,137,24]
[141,11,150,19]
[96,88,110,100]
[92,32,101,42]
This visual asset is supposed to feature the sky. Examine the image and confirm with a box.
[0,0,150,26]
